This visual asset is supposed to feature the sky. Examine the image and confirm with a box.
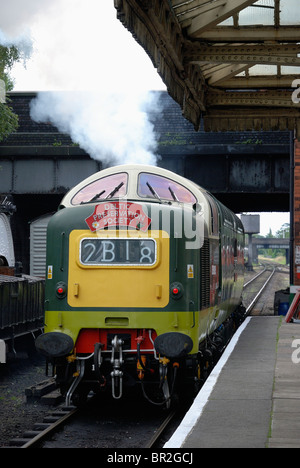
[1,0,167,166]
[1,0,166,93]
[239,212,290,237]
[0,0,290,236]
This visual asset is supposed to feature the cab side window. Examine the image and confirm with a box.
[206,194,219,235]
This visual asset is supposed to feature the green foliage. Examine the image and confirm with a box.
[159,132,191,146]
[0,44,20,70]
[235,138,263,145]
[0,44,22,140]
[257,221,290,259]
[0,44,21,91]
[276,222,290,239]
[0,100,19,142]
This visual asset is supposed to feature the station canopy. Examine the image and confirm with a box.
[115,0,300,133]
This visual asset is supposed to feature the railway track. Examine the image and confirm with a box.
[145,409,183,448]
[8,394,182,448]
[9,404,78,448]
[243,265,276,315]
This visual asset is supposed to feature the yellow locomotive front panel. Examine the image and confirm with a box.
[68,229,170,309]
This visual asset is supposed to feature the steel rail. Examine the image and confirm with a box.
[245,267,276,315]
[243,267,267,288]
[10,405,78,448]
[144,409,178,448]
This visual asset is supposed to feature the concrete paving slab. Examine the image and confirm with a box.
[268,438,300,448]
[267,320,300,448]
[165,317,300,449]
[165,317,280,448]
[183,399,272,448]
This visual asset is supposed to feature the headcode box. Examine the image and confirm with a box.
[240,214,260,234]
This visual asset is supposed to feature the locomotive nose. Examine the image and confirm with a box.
[154,332,193,359]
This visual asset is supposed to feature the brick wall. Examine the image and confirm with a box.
[1,92,291,148]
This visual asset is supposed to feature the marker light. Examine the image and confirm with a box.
[170,282,184,300]
[56,282,67,298]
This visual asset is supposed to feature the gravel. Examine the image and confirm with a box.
[0,350,51,447]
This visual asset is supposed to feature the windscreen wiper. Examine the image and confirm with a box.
[106,181,125,199]
[146,181,162,202]
[168,186,179,202]
[81,190,106,204]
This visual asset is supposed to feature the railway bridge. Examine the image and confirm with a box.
[252,237,290,264]
[0,91,291,273]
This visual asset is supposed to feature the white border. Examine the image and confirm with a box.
[164,317,252,448]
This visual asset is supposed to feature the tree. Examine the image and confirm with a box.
[0,44,21,141]
[0,101,18,142]
[258,222,290,260]
[276,222,290,239]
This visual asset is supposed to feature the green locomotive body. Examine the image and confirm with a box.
[36,164,245,406]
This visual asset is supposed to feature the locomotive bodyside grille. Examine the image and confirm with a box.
[200,238,210,309]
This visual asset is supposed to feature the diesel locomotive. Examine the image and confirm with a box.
[36,164,245,407]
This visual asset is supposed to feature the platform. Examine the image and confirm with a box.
[164,316,300,448]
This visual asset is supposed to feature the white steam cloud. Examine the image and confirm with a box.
[30,90,160,166]
[1,0,165,167]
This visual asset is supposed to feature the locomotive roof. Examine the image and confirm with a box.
[60,164,243,234]
[60,164,207,208]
